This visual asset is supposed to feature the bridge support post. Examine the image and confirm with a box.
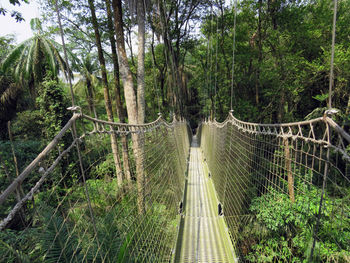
[283,137,295,203]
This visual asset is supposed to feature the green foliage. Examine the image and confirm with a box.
[39,206,84,263]
[0,228,40,263]
[0,140,42,192]
[9,110,43,139]
[1,18,71,90]
[239,180,350,262]
[36,75,70,140]
[91,153,116,179]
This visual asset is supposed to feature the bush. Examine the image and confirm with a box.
[239,181,350,262]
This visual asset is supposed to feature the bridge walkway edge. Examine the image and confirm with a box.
[173,136,237,263]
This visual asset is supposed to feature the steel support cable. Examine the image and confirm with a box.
[150,38,161,115]
[214,8,219,120]
[54,0,104,259]
[316,8,340,254]
[206,33,210,118]
[230,0,237,111]
[208,4,214,119]
[54,0,75,106]
[329,0,338,109]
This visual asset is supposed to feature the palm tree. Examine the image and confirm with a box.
[1,18,71,96]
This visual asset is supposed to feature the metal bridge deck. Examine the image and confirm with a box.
[173,136,236,263]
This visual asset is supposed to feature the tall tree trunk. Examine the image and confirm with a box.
[105,0,132,186]
[86,78,98,118]
[88,0,124,187]
[112,0,145,214]
[137,0,146,124]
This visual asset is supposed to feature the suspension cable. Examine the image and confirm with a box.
[230,0,237,111]
[151,34,161,114]
[206,35,210,119]
[214,8,219,119]
[209,4,213,119]
[54,0,75,106]
[328,0,338,110]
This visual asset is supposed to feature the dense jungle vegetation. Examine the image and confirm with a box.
[0,0,349,262]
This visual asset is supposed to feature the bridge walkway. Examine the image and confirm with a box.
[174,136,236,263]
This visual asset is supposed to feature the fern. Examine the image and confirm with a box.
[0,239,30,263]
[40,206,84,263]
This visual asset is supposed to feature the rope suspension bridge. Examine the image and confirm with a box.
[1,0,349,261]
[0,108,349,262]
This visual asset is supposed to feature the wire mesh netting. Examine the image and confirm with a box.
[199,112,350,262]
[0,112,190,262]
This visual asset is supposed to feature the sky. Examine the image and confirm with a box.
[0,0,40,43]
[0,0,234,46]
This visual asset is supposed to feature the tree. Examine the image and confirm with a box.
[87,0,124,187]
[137,0,146,124]
[112,0,145,214]
[105,0,132,185]
[1,18,70,97]
[0,0,28,22]
[0,35,19,130]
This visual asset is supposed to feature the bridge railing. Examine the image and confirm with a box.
[0,110,190,262]
[200,111,350,262]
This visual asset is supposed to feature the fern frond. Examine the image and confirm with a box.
[0,239,30,263]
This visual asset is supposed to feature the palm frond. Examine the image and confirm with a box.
[25,38,37,79]
[14,49,27,83]
[41,37,58,77]
[0,83,19,107]
[46,39,71,80]
[32,38,42,82]
[40,206,84,263]
[30,18,42,34]
[1,38,31,72]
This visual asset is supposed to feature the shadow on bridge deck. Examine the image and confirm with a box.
[173,136,237,263]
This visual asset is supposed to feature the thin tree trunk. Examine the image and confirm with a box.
[137,0,146,124]
[86,78,98,118]
[88,0,124,187]
[6,122,26,226]
[112,0,145,214]
[105,0,132,185]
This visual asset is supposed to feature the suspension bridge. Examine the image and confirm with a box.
[0,108,349,262]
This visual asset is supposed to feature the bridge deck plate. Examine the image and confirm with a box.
[174,136,236,263]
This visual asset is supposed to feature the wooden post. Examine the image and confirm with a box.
[283,138,295,203]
